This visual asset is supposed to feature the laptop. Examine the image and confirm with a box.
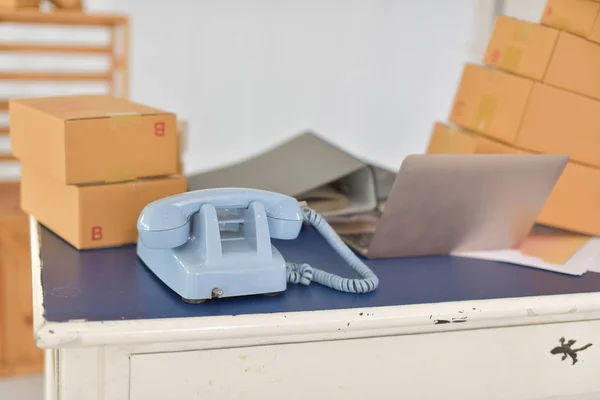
[328,154,568,258]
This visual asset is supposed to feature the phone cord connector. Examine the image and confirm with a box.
[285,206,379,293]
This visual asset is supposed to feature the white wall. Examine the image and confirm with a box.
[0,0,493,180]
[503,0,546,22]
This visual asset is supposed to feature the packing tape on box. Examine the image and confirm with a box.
[108,112,143,130]
[512,22,532,42]
[443,127,476,154]
[440,127,461,153]
[500,46,522,71]
[473,96,497,133]
[105,166,136,183]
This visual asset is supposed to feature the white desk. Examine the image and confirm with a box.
[31,217,600,400]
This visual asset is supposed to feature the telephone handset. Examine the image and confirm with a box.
[137,188,379,303]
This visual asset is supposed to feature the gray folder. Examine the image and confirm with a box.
[187,131,396,216]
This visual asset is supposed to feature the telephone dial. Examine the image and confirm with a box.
[136,188,379,303]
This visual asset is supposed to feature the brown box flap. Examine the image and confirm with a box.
[12,95,169,121]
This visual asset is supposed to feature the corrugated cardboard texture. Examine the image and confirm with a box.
[10,95,178,185]
[518,83,600,168]
[427,122,600,236]
[426,123,476,154]
[449,64,533,143]
[545,32,600,101]
[20,166,187,249]
[485,16,559,81]
[541,0,600,40]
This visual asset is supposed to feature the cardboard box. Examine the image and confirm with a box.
[449,64,533,143]
[427,122,525,156]
[486,15,600,101]
[49,0,82,9]
[590,15,600,43]
[450,64,600,168]
[518,83,600,168]
[541,0,600,42]
[0,0,39,9]
[21,166,187,249]
[484,16,559,81]
[545,32,600,101]
[427,122,600,236]
[10,95,178,185]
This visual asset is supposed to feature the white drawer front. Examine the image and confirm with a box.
[130,320,600,400]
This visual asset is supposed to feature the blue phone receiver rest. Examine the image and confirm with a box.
[136,188,379,303]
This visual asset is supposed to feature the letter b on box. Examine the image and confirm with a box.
[91,226,103,241]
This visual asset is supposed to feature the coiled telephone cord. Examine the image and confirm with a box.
[285,205,379,293]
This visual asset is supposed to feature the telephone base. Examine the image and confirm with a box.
[182,298,206,304]
[264,292,283,297]
[137,239,288,302]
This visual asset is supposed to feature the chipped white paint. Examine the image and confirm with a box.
[30,218,600,400]
[128,322,600,400]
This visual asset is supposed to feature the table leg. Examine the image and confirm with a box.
[43,349,56,400]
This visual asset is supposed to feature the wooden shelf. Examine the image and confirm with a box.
[0,11,130,101]
[0,43,113,54]
[0,10,130,380]
[0,10,127,26]
[0,361,43,378]
[0,71,111,82]
[0,182,43,378]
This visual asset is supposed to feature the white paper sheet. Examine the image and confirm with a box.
[452,238,600,276]
[585,239,600,274]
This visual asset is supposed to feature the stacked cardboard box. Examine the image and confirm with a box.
[0,0,39,9]
[0,0,82,10]
[10,95,187,249]
[426,0,600,237]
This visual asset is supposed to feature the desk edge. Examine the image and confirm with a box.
[30,216,46,335]
[30,218,600,349]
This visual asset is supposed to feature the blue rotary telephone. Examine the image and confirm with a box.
[136,188,379,303]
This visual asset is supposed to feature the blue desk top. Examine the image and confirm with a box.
[40,225,600,323]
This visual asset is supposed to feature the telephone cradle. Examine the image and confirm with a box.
[136,188,379,303]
